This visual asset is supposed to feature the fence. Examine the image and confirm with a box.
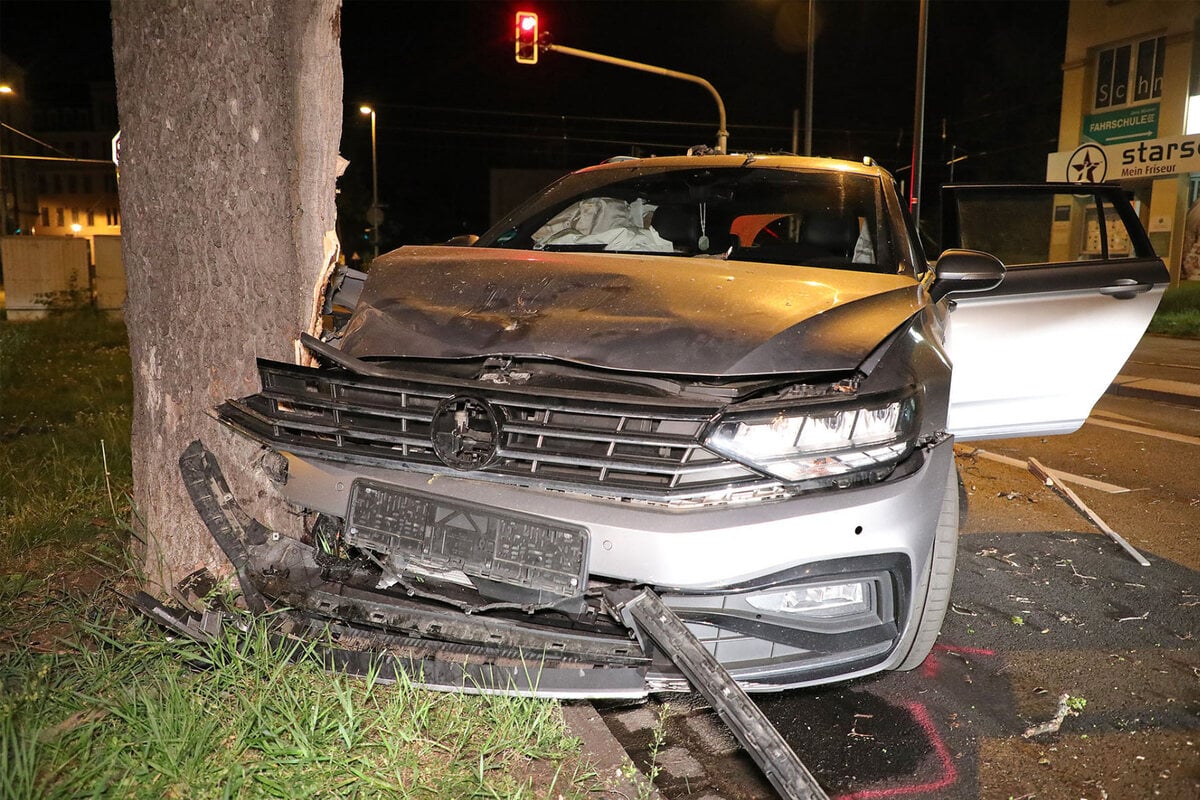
[0,235,125,320]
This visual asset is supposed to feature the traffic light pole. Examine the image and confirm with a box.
[541,42,729,155]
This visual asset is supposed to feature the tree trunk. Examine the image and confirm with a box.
[111,0,342,592]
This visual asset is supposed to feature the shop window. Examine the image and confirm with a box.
[1095,35,1165,110]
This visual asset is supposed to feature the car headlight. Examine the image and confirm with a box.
[703,393,917,483]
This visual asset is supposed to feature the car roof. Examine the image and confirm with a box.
[573,153,890,179]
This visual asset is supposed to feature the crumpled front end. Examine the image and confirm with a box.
[211,321,952,692]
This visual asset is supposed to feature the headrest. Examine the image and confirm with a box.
[801,212,859,254]
[651,204,700,250]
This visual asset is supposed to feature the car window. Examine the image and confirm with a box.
[481,167,901,275]
[953,189,1149,266]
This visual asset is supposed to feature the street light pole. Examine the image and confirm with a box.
[908,0,929,221]
[0,84,13,237]
[360,105,379,260]
[539,43,729,154]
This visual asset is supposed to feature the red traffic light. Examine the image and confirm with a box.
[515,11,538,64]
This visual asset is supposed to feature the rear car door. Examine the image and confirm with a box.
[941,183,1169,440]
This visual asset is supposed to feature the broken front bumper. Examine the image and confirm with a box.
[186,418,954,693]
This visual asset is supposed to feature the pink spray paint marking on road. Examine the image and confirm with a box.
[921,643,998,679]
[834,702,958,799]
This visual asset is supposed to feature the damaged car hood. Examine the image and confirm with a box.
[337,246,923,377]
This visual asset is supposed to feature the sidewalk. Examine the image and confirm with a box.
[1107,334,1200,409]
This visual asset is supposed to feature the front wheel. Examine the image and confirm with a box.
[895,458,961,670]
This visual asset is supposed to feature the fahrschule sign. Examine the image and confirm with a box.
[1081,103,1159,145]
[1047,133,1200,184]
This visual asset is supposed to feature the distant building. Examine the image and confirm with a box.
[1051,0,1200,282]
[29,83,121,245]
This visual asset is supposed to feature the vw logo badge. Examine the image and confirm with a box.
[1066,144,1107,184]
[431,395,501,470]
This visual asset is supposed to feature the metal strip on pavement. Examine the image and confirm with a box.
[610,588,830,800]
[970,449,1130,494]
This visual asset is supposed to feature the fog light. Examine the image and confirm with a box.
[746,581,870,619]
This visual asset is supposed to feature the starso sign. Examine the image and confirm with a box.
[1048,134,1200,183]
[1066,144,1108,183]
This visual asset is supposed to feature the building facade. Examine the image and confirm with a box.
[1050,0,1200,282]
[29,83,121,246]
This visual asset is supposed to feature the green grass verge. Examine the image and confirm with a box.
[0,311,133,572]
[1,601,596,799]
[1,313,600,799]
[1147,281,1200,338]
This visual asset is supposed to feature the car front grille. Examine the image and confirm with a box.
[217,360,775,502]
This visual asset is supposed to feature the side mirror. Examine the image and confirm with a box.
[930,249,1005,302]
[443,234,479,247]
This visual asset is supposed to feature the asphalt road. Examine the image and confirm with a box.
[600,341,1200,799]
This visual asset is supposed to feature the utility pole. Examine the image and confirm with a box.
[909,0,929,221]
[804,0,815,156]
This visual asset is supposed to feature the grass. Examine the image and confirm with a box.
[0,311,133,572]
[1,604,596,799]
[1147,280,1200,338]
[0,311,600,799]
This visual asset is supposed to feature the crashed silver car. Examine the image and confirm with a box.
[209,154,1166,696]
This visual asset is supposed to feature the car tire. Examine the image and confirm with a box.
[894,457,961,671]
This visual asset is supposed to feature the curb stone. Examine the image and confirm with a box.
[561,701,664,799]
[1107,375,1200,408]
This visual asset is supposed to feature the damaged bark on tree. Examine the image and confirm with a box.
[111,0,343,592]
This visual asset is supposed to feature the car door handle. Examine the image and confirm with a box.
[1099,279,1153,299]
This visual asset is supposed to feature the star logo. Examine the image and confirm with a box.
[1066,144,1107,184]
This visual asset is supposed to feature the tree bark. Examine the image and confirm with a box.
[111,0,342,592]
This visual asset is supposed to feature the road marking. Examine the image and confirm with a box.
[1127,358,1200,372]
[1092,409,1146,424]
[967,449,1129,494]
[1086,418,1200,447]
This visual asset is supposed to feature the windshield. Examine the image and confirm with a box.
[479,166,901,274]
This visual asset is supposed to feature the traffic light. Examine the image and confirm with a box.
[515,11,538,64]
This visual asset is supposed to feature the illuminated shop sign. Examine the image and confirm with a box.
[1047,134,1200,183]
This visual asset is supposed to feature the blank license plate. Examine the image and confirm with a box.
[345,479,588,598]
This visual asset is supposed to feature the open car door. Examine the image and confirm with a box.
[941,183,1169,441]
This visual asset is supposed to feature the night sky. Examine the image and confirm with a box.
[1,0,1068,244]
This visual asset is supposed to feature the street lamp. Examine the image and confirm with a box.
[359,105,379,260]
[0,83,14,236]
